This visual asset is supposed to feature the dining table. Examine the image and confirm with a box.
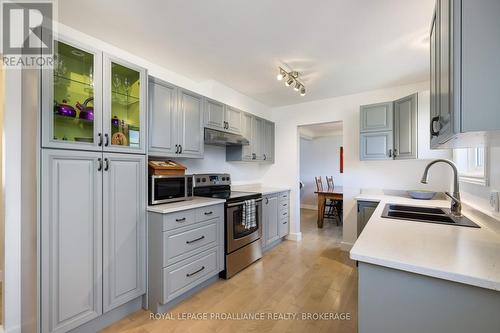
[314,186,343,228]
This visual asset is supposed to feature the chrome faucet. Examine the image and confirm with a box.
[420,159,462,216]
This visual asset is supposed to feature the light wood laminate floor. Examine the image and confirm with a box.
[102,209,358,333]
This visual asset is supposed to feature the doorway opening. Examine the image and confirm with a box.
[298,121,343,240]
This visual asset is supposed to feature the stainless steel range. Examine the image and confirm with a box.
[193,173,263,278]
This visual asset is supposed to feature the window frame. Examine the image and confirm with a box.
[452,147,489,186]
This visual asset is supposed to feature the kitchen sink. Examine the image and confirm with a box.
[381,204,480,228]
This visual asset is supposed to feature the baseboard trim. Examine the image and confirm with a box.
[286,232,302,241]
[340,241,354,252]
[300,204,316,210]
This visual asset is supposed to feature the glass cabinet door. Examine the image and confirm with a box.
[103,55,146,153]
[42,39,102,150]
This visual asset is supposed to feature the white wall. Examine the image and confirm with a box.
[262,82,452,247]
[299,135,343,209]
[460,146,500,219]
[177,145,271,184]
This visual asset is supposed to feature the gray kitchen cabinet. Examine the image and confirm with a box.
[103,54,147,154]
[103,153,146,312]
[278,192,290,238]
[360,102,393,132]
[360,94,417,161]
[224,106,242,134]
[357,201,378,236]
[394,94,418,160]
[252,117,264,161]
[177,88,204,158]
[430,0,500,148]
[240,112,254,160]
[262,120,275,163]
[148,78,203,158]
[360,131,393,160]
[263,194,279,247]
[204,98,225,131]
[148,204,224,313]
[203,100,242,135]
[41,149,103,333]
[148,78,178,156]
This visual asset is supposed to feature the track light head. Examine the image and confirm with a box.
[300,87,306,96]
[285,77,294,87]
[294,82,301,91]
[276,68,287,81]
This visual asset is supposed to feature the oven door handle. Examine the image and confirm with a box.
[226,198,263,208]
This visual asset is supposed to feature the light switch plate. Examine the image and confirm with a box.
[490,190,500,212]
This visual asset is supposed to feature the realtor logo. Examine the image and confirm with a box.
[2,1,53,55]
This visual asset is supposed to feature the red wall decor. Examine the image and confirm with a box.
[340,146,344,173]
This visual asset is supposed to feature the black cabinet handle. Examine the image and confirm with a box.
[263,154,267,160]
[175,217,186,222]
[388,149,393,158]
[104,158,109,171]
[97,158,102,171]
[186,235,205,244]
[98,133,103,146]
[104,133,109,146]
[175,144,179,154]
[283,212,287,216]
[179,145,183,154]
[430,116,440,137]
[283,221,288,224]
[204,211,213,215]
[186,266,205,277]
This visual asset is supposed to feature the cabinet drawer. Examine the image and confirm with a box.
[162,248,218,303]
[279,209,288,219]
[279,200,289,210]
[163,221,218,267]
[195,204,223,223]
[163,209,196,231]
[279,192,289,202]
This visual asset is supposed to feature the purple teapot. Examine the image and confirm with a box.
[54,99,77,118]
[76,97,94,121]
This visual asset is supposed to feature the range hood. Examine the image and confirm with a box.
[204,128,250,146]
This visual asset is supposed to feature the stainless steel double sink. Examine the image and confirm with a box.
[381,204,480,228]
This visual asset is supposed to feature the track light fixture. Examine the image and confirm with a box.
[277,67,306,96]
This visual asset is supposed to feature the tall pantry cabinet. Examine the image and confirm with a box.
[40,37,147,333]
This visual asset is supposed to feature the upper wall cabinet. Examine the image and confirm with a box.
[203,101,242,135]
[360,94,417,160]
[103,55,147,154]
[148,77,204,158]
[394,94,418,159]
[430,0,500,148]
[360,102,393,132]
[42,37,147,154]
[42,38,103,151]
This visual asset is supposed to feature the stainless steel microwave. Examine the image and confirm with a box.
[149,175,193,205]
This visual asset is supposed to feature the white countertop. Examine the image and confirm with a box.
[147,196,226,214]
[232,184,291,195]
[351,194,500,291]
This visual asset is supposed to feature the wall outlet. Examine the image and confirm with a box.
[490,190,500,212]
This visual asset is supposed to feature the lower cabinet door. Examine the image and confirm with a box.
[41,149,103,333]
[264,194,279,245]
[360,131,394,160]
[103,153,146,312]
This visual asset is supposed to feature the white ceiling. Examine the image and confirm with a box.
[58,0,434,107]
[299,122,343,139]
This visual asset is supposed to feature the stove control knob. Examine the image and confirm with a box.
[196,178,201,183]
[202,177,206,182]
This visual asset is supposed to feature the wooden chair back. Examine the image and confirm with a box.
[326,176,334,190]
[315,176,323,192]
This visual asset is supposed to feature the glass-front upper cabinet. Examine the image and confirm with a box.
[103,55,147,153]
[42,38,103,150]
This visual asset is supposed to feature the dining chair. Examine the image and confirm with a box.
[315,176,337,222]
[326,176,334,190]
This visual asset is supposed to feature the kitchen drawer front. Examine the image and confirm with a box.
[279,200,289,210]
[163,209,196,231]
[279,209,289,219]
[162,247,218,303]
[195,204,223,223]
[279,217,289,238]
[163,221,218,267]
[279,192,289,202]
